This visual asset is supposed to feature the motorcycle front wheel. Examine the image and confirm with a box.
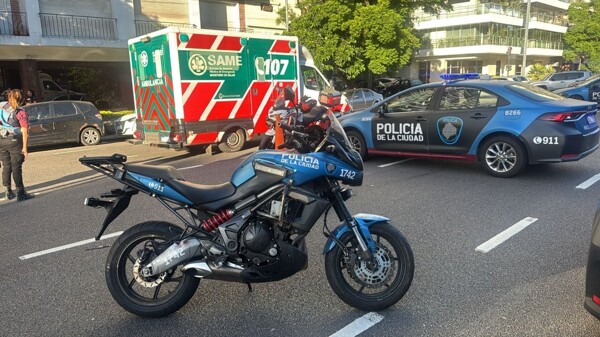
[325,222,414,311]
[105,221,200,317]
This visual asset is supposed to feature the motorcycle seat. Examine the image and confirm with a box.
[125,163,236,204]
[167,180,236,205]
[125,164,185,181]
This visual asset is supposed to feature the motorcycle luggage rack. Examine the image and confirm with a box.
[79,153,127,180]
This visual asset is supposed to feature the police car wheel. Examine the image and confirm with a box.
[218,129,245,153]
[80,127,101,146]
[346,130,368,160]
[479,136,526,178]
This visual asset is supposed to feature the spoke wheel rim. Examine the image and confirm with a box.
[116,236,186,304]
[485,141,517,173]
[340,234,405,298]
[226,132,241,147]
[83,129,99,144]
[348,135,362,154]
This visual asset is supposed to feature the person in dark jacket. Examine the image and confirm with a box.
[0,89,34,201]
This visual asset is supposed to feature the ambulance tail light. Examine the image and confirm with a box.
[133,130,141,139]
[539,111,585,122]
[171,133,183,143]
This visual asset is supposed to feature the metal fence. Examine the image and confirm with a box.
[135,20,196,36]
[40,13,117,40]
[0,11,29,36]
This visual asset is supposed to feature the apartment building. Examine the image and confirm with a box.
[410,0,572,83]
[0,0,293,104]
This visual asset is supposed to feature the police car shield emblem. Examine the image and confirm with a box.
[436,116,463,145]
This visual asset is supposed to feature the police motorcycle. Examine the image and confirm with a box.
[259,86,330,151]
[80,89,414,317]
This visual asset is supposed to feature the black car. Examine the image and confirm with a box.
[21,100,104,147]
[585,207,600,319]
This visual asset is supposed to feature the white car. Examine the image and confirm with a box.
[111,113,137,136]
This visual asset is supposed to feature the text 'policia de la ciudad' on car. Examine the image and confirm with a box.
[339,73,600,178]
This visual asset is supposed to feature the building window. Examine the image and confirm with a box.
[447,60,483,74]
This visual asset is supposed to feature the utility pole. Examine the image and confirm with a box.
[521,0,532,75]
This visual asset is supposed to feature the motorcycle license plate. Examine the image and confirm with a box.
[587,114,597,125]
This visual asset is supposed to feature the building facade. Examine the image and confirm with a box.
[0,0,294,103]
[410,0,572,83]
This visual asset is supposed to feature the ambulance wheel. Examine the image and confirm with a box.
[218,129,246,152]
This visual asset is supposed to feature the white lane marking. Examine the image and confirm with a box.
[19,231,123,260]
[377,158,414,168]
[576,173,600,189]
[177,164,204,170]
[329,312,384,337]
[476,217,538,253]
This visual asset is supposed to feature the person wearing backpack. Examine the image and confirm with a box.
[0,89,34,201]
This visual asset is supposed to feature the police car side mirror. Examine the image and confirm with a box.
[377,103,388,117]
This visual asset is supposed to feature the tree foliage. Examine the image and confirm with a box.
[563,0,600,72]
[280,0,450,82]
[526,63,553,81]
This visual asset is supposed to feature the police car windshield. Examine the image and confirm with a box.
[574,74,600,87]
[506,84,565,102]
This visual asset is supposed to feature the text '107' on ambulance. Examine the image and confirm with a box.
[128,27,351,153]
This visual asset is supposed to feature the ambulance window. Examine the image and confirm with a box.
[302,66,326,91]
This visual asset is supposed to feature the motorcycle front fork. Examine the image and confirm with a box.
[328,180,375,263]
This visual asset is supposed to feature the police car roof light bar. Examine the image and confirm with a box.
[440,73,480,82]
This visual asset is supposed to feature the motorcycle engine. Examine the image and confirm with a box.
[240,220,279,265]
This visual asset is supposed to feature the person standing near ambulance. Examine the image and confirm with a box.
[0,89,34,201]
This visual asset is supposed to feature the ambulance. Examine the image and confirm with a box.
[128,27,350,152]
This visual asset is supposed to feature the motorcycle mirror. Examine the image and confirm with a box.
[284,86,296,102]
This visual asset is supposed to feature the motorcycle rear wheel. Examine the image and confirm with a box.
[105,221,200,317]
[325,222,414,311]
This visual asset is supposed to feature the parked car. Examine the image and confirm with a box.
[530,71,592,91]
[339,74,599,178]
[19,100,104,147]
[108,113,137,136]
[342,88,384,111]
[374,77,423,97]
[585,205,600,319]
[491,75,529,82]
[555,75,600,105]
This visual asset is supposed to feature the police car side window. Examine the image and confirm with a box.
[440,87,499,110]
[386,87,436,113]
[26,105,51,120]
[54,102,77,117]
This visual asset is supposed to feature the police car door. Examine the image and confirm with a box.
[589,78,600,105]
[428,86,498,155]
[371,86,437,153]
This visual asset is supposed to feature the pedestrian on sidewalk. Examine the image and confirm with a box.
[0,89,34,201]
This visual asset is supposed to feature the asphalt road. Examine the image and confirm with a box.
[2,139,600,336]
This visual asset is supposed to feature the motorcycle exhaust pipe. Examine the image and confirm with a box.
[181,261,244,282]
[141,238,203,277]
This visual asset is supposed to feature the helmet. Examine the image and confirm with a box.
[300,96,317,114]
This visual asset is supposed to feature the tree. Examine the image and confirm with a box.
[526,63,553,81]
[563,0,600,72]
[279,0,450,83]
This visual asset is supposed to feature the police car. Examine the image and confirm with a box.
[339,73,600,177]
[555,75,600,105]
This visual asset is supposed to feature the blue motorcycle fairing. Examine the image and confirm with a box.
[323,213,390,254]
[127,172,193,204]
[231,150,363,187]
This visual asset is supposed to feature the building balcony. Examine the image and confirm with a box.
[417,35,563,58]
[0,11,29,36]
[134,20,197,36]
[40,13,117,40]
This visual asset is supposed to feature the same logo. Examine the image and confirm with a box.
[189,54,208,76]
